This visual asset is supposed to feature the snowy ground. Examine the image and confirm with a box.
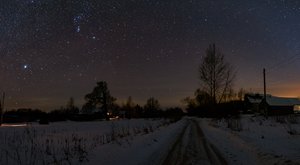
[0,118,178,165]
[1,116,299,165]
[87,119,186,165]
[199,115,300,165]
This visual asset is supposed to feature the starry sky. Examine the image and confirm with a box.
[1,0,300,111]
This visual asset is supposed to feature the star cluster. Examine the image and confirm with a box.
[1,0,300,110]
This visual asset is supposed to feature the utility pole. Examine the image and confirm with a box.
[263,68,266,99]
[263,68,268,118]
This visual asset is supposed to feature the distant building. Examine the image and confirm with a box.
[244,94,265,113]
[245,94,300,115]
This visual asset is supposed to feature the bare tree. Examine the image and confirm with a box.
[144,97,160,118]
[238,88,247,101]
[66,97,79,114]
[123,96,135,118]
[199,44,235,104]
[67,97,75,109]
[194,89,211,106]
[144,97,160,111]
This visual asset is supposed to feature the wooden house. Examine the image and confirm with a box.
[261,96,300,115]
[245,94,300,115]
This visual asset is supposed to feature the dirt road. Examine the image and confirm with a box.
[161,119,227,165]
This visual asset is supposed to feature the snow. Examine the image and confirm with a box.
[1,116,299,165]
[0,118,183,165]
[199,115,300,164]
[87,119,186,165]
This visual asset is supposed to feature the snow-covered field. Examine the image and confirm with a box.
[0,118,183,165]
[199,115,300,165]
[1,115,299,165]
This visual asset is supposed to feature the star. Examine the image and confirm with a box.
[76,26,81,33]
[23,64,28,69]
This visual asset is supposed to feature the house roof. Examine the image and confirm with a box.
[245,93,300,106]
[247,97,262,104]
[245,94,266,104]
[266,96,300,106]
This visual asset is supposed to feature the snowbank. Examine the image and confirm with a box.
[199,115,300,165]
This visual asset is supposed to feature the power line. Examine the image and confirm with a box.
[264,53,300,86]
[268,75,300,86]
[267,54,299,73]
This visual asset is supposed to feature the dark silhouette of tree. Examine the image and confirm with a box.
[238,88,247,101]
[182,89,210,109]
[67,97,75,109]
[194,89,211,106]
[182,96,197,111]
[125,96,135,108]
[4,108,47,123]
[144,97,160,111]
[81,102,94,114]
[110,103,120,118]
[84,81,116,120]
[66,97,79,114]
[122,96,135,119]
[144,97,160,117]
[182,89,211,116]
[48,107,68,122]
[199,44,235,104]
[133,104,143,118]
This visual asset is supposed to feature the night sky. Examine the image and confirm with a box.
[1,0,300,111]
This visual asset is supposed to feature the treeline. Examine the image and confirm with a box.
[183,92,245,118]
[2,86,183,123]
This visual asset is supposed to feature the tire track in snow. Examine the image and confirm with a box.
[162,118,227,165]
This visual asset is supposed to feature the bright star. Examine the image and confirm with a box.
[23,64,28,69]
[76,26,81,33]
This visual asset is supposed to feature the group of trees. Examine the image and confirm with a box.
[7,84,179,123]
[183,43,245,117]
[76,43,240,119]
[3,108,47,123]
[2,82,183,123]
[81,81,115,120]
[80,81,167,120]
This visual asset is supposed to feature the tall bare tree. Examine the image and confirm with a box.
[199,44,235,104]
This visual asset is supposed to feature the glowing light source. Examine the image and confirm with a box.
[76,26,80,33]
[23,64,28,69]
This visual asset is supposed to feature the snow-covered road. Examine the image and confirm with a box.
[86,118,227,165]
[161,119,227,165]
